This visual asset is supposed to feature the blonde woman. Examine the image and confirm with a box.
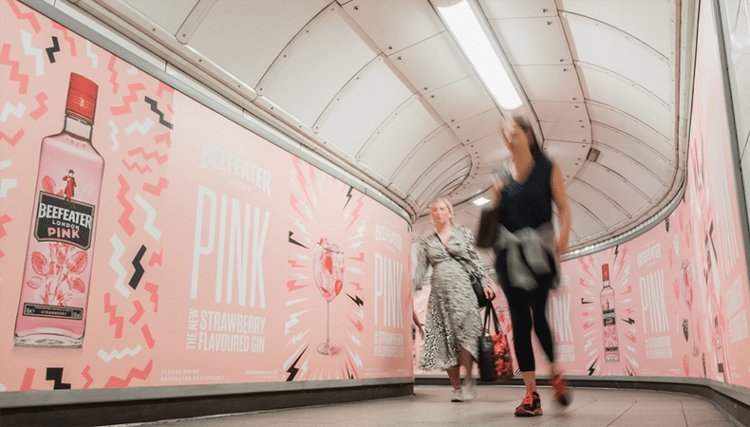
[413,198,494,402]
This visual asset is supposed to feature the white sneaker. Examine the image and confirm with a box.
[451,388,463,402]
[462,378,476,400]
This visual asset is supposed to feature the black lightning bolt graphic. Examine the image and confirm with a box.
[288,231,309,249]
[581,298,593,305]
[613,244,620,264]
[144,96,174,129]
[344,186,353,209]
[286,346,307,381]
[129,245,147,290]
[622,318,635,325]
[347,293,364,306]
[587,357,598,376]
[345,363,354,379]
[45,36,60,63]
[46,367,71,389]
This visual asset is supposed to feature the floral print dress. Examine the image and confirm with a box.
[413,226,488,370]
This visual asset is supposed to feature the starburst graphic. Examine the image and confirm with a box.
[285,158,367,380]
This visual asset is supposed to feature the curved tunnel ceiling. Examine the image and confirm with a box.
[71,0,697,254]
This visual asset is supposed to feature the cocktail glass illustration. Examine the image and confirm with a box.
[314,238,344,355]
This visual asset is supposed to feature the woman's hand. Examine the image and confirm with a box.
[483,286,495,301]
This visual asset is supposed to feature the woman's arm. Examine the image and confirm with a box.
[463,227,495,300]
[411,239,430,293]
[550,162,571,258]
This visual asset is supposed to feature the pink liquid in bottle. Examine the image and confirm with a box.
[14,73,104,348]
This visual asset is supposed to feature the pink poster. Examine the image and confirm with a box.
[0,0,411,392]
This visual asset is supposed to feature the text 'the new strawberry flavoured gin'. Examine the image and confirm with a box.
[14,73,104,348]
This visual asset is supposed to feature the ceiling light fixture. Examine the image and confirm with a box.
[587,147,600,162]
[473,196,491,206]
[435,0,523,110]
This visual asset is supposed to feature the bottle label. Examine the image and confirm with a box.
[33,192,95,250]
[603,309,616,326]
[23,303,83,320]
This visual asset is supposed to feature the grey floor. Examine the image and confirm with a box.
[124,385,745,427]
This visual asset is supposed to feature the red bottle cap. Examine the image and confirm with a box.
[602,264,609,281]
[65,73,98,124]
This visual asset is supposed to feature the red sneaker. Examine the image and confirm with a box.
[551,374,572,406]
[514,391,542,416]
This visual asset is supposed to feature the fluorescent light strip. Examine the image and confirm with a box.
[473,196,491,206]
[437,1,522,110]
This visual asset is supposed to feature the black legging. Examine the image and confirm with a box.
[496,256,555,372]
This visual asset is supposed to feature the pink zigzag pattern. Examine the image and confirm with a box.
[104,292,124,338]
[154,132,172,148]
[156,82,174,98]
[116,174,135,236]
[121,159,152,175]
[144,282,159,312]
[82,366,93,389]
[104,359,153,388]
[0,129,24,147]
[143,177,168,196]
[51,22,76,56]
[128,147,168,165]
[0,44,29,94]
[0,214,10,238]
[141,324,155,349]
[20,368,35,390]
[148,250,163,267]
[8,0,41,33]
[29,92,48,120]
[130,300,145,325]
[345,194,365,232]
[107,55,119,94]
[110,83,145,116]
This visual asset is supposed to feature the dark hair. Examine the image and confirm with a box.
[513,115,545,160]
[68,169,74,174]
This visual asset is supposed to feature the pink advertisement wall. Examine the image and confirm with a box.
[415,0,750,388]
[0,0,412,392]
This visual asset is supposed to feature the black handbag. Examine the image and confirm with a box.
[478,306,499,382]
[476,206,500,249]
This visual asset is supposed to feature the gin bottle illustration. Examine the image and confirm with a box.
[14,73,104,347]
[600,264,620,362]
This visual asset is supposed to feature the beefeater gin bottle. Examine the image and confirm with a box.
[14,72,104,348]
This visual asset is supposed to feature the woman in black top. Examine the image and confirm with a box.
[490,116,572,416]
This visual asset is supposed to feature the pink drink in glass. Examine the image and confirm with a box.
[313,238,344,355]
[14,73,103,348]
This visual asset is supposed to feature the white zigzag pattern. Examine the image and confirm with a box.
[20,30,44,76]
[286,330,308,347]
[126,66,138,75]
[97,345,142,362]
[347,331,362,347]
[109,234,130,298]
[346,346,363,368]
[285,309,309,334]
[125,117,154,135]
[86,40,98,68]
[134,194,162,240]
[0,179,18,198]
[109,120,119,152]
[283,344,306,370]
[0,102,25,122]
[299,356,309,379]
[0,383,6,392]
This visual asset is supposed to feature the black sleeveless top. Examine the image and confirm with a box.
[498,156,554,233]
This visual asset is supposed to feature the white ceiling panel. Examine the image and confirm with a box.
[258,7,377,126]
[545,140,590,162]
[425,75,497,124]
[452,108,504,145]
[481,0,558,19]
[515,65,584,102]
[558,0,672,56]
[342,0,444,54]
[577,163,649,214]
[490,17,572,65]
[532,101,588,124]
[564,16,671,102]
[468,133,510,167]
[579,65,672,137]
[540,119,591,143]
[390,32,473,94]
[392,127,460,184]
[553,157,584,182]
[188,0,330,87]
[595,146,665,200]
[359,100,441,178]
[567,180,629,228]
[122,0,198,35]
[568,201,607,238]
[588,101,672,143]
[593,126,673,178]
[411,154,471,201]
[314,57,413,154]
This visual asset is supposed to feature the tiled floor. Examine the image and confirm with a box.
[125,385,744,427]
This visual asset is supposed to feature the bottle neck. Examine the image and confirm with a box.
[603,280,611,288]
[63,115,93,141]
